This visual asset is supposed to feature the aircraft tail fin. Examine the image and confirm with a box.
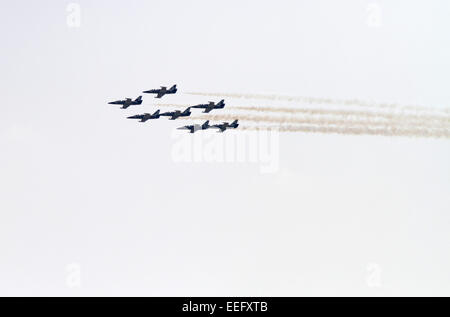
[153,109,160,116]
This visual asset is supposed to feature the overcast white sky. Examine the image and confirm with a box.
[1,0,450,296]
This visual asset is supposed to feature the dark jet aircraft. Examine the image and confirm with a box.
[108,96,143,109]
[177,120,210,133]
[127,110,161,122]
[143,85,177,98]
[191,99,225,113]
[160,107,192,120]
[211,120,239,132]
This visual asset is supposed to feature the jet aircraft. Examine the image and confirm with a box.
[143,85,177,98]
[108,96,143,109]
[127,110,161,122]
[160,107,192,120]
[177,120,211,133]
[211,120,239,132]
[191,99,225,113]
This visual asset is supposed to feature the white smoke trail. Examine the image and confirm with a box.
[159,101,450,139]
[240,125,450,139]
[156,103,450,125]
[230,106,450,125]
[188,113,450,129]
[186,92,450,115]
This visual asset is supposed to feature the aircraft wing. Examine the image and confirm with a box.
[203,106,214,113]
[156,91,165,98]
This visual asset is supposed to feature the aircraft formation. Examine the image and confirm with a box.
[108,85,239,133]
